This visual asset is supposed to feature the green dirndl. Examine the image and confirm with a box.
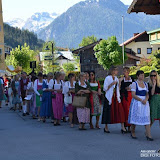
[36,90,43,107]
[150,94,160,122]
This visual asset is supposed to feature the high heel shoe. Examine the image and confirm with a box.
[121,129,127,134]
[104,128,110,133]
[131,134,137,139]
[146,136,154,141]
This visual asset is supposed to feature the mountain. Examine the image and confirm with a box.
[6,12,59,33]
[6,18,25,29]
[38,0,160,48]
[4,23,44,50]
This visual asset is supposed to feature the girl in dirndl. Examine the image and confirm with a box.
[51,72,63,126]
[40,73,53,122]
[34,72,43,121]
[120,67,134,133]
[63,73,76,127]
[89,71,102,129]
[128,70,153,141]
[148,70,160,126]
[102,66,126,134]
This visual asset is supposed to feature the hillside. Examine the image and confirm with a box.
[4,23,44,49]
[38,0,160,48]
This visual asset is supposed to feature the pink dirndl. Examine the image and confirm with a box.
[77,107,90,123]
[52,92,63,120]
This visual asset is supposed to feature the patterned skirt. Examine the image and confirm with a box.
[128,96,150,125]
[90,93,101,116]
[150,94,160,122]
[77,107,90,123]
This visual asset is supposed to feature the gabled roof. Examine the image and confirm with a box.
[128,0,160,15]
[72,40,102,54]
[120,31,147,46]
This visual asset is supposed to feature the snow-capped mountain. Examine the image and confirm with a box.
[23,12,59,33]
[6,12,59,33]
[6,18,25,29]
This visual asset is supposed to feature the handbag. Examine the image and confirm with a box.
[64,94,72,105]
[72,95,87,108]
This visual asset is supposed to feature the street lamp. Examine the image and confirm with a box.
[45,41,55,72]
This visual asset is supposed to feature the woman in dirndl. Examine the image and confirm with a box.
[11,75,21,111]
[34,72,43,121]
[120,67,134,133]
[63,73,76,127]
[51,72,63,126]
[148,70,160,126]
[102,66,126,134]
[75,72,91,130]
[40,72,53,122]
[128,70,153,141]
[89,71,102,129]
[0,78,4,108]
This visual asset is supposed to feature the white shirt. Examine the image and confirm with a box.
[103,75,121,105]
[34,79,43,96]
[78,81,87,88]
[63,81,76,95]
[49,79,63,90]
[27,82,34,90]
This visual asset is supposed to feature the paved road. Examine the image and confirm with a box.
[0,104,160,160]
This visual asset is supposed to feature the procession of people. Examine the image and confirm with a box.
[0,67,160,142]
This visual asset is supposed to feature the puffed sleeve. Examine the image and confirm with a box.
[131,82,136,92]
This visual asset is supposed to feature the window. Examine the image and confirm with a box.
[158,48,160,50]
[137,48,141,54]
[147,48,152,54]
[0,48,2,55]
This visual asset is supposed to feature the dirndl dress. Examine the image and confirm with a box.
[128,81,150,125]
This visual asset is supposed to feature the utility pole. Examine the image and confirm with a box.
[122,16,125,66]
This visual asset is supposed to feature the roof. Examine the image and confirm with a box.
[147,28,160,34]
[120,31,147,46]
[72,40,102,54]
[126,53,141,61]
[128,0,160,15]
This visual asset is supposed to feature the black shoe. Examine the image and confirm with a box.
[104,128,110,133]
[54,123,58,126]
[43,119,46,123]
[121,129,127,134]
[131,134,137,139]
[22,113,26,116]
[26,112,29,115]
[146,136,154,141]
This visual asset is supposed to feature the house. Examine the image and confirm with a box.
[73,40,140,78]
[147,28,160,46]
[4,45,12,58]
[128,0,160,15]
[0,0,5,72]
[39,50,78,71]
[120,31,160,59]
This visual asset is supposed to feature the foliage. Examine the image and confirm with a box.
[130,55,158,75]
[94,36,127,70]
[4,23,44,50]
[79,35,98,47]
[62,63,75,72]
[5,43,37,74]
[152,50,160,69]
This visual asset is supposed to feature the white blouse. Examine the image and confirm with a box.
[103,75,121,105]
[78,81,87,88]
[34,79,43,96]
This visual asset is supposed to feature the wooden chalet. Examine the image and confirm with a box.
[128,0,160,15]
[73,40,141,78]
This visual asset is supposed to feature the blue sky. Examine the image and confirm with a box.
[2,0,133,21]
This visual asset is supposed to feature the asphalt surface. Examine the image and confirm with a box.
[0,103,160,160]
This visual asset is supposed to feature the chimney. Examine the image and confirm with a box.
[134,33,139,37]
